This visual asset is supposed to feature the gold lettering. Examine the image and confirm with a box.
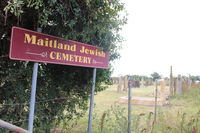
[87,57,91,64]
[49,51,92,64]
[57,43,63,49]
[50,52,56,59]
[83,57,87,63]
[97,51,101,56]
[49,40,53,47]
[78,56,83,63]
[95,49,98,56]
[79,46,105,58]
[74,55,79,62]
[64,45,69,50]
[85,49,89,54]
[80,46,85,53]
[56,52,61,60]
[24,34,36,44]
[62,53,69,61]
[54,40,57,48]
[90,50,95,55]
[37,39,44,46]
[45,38,49,47]
[69,55,74,62]
[71,44,76,51]
[101,53,104,57]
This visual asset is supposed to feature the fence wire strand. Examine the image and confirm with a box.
[0,97,69,107]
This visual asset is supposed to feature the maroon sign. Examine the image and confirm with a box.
[9,27,109,69]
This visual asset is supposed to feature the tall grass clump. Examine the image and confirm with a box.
[149,85,200,133]
[95,105,128,133]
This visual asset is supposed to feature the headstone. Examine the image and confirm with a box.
[140,78,145,88]
[173,77,177,94]
[159,79,165,100]
[117,77,123,92]
[123,76,128,92]
[182,79,189,92]
[176,75,183,94]
[169,66,174,95]
[136,80,140,88]
[112,77,118,84]
[188,79,192,87]
[129,79,140,88]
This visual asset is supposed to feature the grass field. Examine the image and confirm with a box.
[64,84,200,133]
[93,85,156,115]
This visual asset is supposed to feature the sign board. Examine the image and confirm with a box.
[9,27,109,69]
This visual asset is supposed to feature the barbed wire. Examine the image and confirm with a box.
[0,97,71,128]
[12,119,28,124]
[0,97,70,107]
[0,67,32,70]
[0,102,28,106]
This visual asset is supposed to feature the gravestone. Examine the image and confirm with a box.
[123,76,128,92]
[140,78,145,88]
[169,66,174,95]
[159,79,166,100]
[173,77,177,94]
[176,75,183,94]
[188,79,192,87]
[117,76,128,92]
[182,80,188,92]
[129,79,140,88]
[182,78,192,92]
[117,77,124,92]
[112,77,119,84]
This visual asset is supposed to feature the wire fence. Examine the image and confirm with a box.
[0,97,73,132]
[12,119,29,124]
[0,97,70,107]
[0,97,71,126]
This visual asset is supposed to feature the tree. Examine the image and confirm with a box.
[0,0,127,131]
[190,75,200,82]
[151,72,161,81]
[129,75,149,81]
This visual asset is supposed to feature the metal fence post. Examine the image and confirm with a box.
[128,79,132,133]
[87,68,97,133]
[28,28,42,132]
[154,80,158,122]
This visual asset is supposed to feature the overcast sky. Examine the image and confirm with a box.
[112,0,200,77]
